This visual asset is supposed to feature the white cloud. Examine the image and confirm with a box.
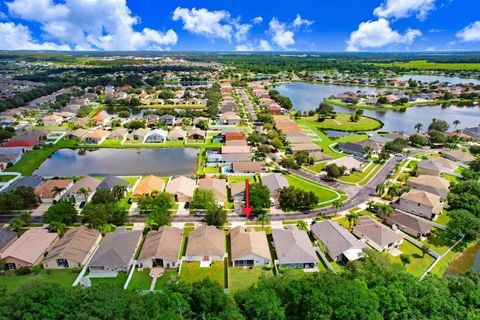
[252,16,263,24]
[6,0,177,50]
[373,0,436,21]
[233,21,252,42]
[268,18,295,49]
[235,39,273,51]
[172,7,232,40]
[0,11,7,20]
[456,21,480,42]
[346,18,421,51]
[0,21,70,50]
[259,39,273,51]
[293,14,313,28]
[235,44,254,51]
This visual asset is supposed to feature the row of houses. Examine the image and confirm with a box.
[248,82,284,115]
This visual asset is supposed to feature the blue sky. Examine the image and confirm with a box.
[0,0,479,51]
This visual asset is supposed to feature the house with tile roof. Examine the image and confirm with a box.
[353,216,403,252]
[184,225,226,262]
[396,189,444,220]
[137,226,183,269]
[132,175,165,201]
[272,226,318,269]
[386,210,433,239]
[231,227,271,267]
[406,175,450,200]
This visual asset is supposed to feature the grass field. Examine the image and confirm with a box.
[337,162,382,185]
[375,60,480,71]
[0,269,80,292]
[296,114,382,132]
[284,173,342,207]
[227,175,258,184]
[154,269,179,290]
[128,269,152,290]
[228,267,273,293]
[0,175,17,182]
[179,261,225,287]
[387,240,435,278]
[89,272,128,288]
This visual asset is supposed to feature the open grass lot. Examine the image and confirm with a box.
[337,162,382,185]
[375,60,480,71]
[154,269,179,290]
[297,114,382,132]
[435,211,451,226]
[0,269,80,292]
[387,240,435,278]
[0,175,16,182]
[284,173,341,207]
[179,261,225,288]
[127,269,152,290]
[228,267,273,293]
[89,272,128,288]
[227,175,258,184]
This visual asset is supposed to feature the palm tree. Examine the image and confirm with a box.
[78,187,91,202]
[364,146,374,158]
[333,199,344,213]
[379,204,393,222]
[375,183,385,197]
[257,212,269,230]
[414,123,423,133]
[421,244,430,258]
[400,254,411,267]
[51,186,65,198]
[345,213,358,231]
[453,119,460,130]
[366,200,375,211]
[49,221,67,237]
[112,184,127,200]
[296,220,308,231]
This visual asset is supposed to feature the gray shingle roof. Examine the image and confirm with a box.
[272,227,318,265]
[88,230,142,268]
[2,175,43,192]
[97,176,129,191]
[0,228,17,251]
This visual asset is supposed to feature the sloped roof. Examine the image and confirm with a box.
[311,220,365,259]
[231,227,271,261]
[353,216,403,247]
[400,189,441,207]
[407,175,450,190]
[387,211,433,234]
[198,178,227,200]
[0,228,17,251]
[2,175,43,192]
[138,226,183,263]
[441,150,476,163]
[1,228,58,264]
[271,227,318,265]
[65,176,101,196]
[35,179,73,198]
[166,176,196,198]
[133,175,165,198]
[44,227,101,264]
[185,225,225,257]
[97,176,129,191]
[89,230,142,267]
[167,126,186,139]
[262,173,289,193]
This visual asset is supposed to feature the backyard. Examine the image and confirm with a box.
[387,240,435,278]
[0,269,80,292]
[89,272,128,288]
[127,269,152,290]
[228,267,273,293]
[179,261,225,288]
[154,269,179,290]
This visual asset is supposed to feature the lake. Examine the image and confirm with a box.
[275,82,480,132]
[396,74,480,85]
[34,148,199,177]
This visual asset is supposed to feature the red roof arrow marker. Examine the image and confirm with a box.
[242,179,253,217]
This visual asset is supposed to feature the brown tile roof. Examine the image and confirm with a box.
[138,226,183,263]
[1,228,58,264]
[231,227,271,261]
[133,176,165,199]
[407,175,450,190]
[185,225,225,257]
[400,189,442,207]
[35,179,73,198]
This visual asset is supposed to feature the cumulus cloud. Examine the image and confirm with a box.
[268,18,295,49]
[0,21,70,50]
[172,7,233,40]
[6,0,177,50]
[346,18,421,51]
[259,39,273,51]
[235,39,273,51]
[456,21,480,42]
[252,16,263,24]
[0,11,7,20]
[293,14,314,28]
[373,0,436,21]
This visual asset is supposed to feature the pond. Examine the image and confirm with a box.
[395,74,480,85]
[34,148,199,177]
[275,82,480,132]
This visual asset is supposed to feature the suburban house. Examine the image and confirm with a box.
[221,145,250,154]
[289,143,322,154]
[34,179,74,203]
[145,114,160,128]
[97,176,130,193]
[271,226,318,269]
[396,189,444,220]
[1,228,59,270]
[167,126,186,141]
[132,175,165,201]
[42,114,63,126]
[43,227,102,269]
[353,216,403,252]
[0,228,18,254]
[0,147,23,170]
[328,156,363,173]
[229,182,245,201]
[223,131,246,142]
[262,173,289,199]
[144,129,167,143]
[92,111,110,126]
[285,132,312,144]
[1,175,43,192]
[165,176,196,202]
[88,229,142,274]
[219,112,241,125]
[338,140,382,158]
[127,128,149,142]
[417,158,457,176]
[187,128,206,141]
[82,129,110,145]
[440,149,476,164]
[184,225,226,263]
[137,226,183,269]
[232,161,265,173]
[311,220,366,263]
[107,128,128,140]
[198,177,227,204]
[66,128,88,140]
[159,114,176,126]
[64,176,100,204]
[230,227,272,267]
[406,175,450,200]
[387,210,433,239]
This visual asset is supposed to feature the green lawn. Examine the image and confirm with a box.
[127,269,152,290]
[89,272,128,288]
[337,162,382,185]
[306,162,326,173]
[387,240,435,278]
[179,261,225,288]
[297,114,382,132]
[0,269,80,292]
[228,267,273,293]
[0,175,17,182]
[375,60,480,71]
[227,175,257,184]
[154,269,179,290]
[284,173,341,207]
